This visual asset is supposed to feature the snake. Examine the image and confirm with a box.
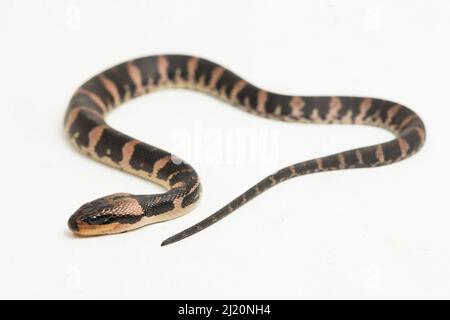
[65,54,426,246]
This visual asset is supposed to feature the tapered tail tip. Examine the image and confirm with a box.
[161,235,180,247]
[160,239,172,247]
[161,218,214,247]
[161,229,193,247]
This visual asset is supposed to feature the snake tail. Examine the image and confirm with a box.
[161,129,424,246]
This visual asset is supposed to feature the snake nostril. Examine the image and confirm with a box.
[68,214,79,232]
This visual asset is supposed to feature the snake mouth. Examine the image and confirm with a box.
[68,210,121,236]
[70,221,122,236]
[68,216,122,236]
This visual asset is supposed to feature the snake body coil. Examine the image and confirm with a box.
[65,55,426,246]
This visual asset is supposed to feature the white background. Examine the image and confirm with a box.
[1,0,449,299]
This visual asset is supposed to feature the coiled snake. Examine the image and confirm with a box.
[65,55,426,246]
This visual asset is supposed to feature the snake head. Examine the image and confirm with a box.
[68,193,144,236]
